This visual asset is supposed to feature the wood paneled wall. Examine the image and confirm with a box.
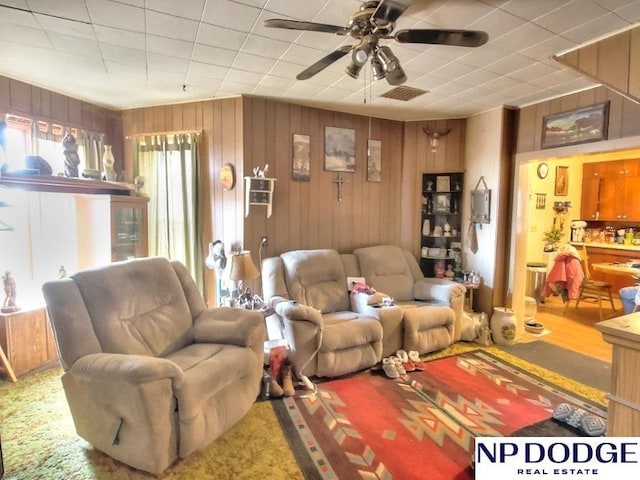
[516,85,640,153]
[120,98,245,304]
[0,75,121,167]
[242,96,406,261]
[401,119,466,254]
[555,26,640,105]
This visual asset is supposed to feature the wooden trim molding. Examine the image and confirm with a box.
[0,175,135,195]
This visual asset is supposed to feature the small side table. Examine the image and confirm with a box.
[460,282,480,312]
[0,306,58,381]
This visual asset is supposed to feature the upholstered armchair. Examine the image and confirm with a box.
[42,257,265,475]
[353,245,466,342]
[262,249,383,379]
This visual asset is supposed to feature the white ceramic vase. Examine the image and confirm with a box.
[102,145,117,181]
[490,307,517,345]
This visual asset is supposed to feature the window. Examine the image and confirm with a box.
[3,114,104,176]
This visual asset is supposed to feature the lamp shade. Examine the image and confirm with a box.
[225,251,260,282]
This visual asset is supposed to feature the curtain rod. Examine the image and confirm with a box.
[125,130,201,139]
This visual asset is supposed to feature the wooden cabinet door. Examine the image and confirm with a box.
[595,161,621,221]
[621,175,640,220]
[581,163,602,220]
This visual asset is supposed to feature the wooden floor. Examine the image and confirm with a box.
[522,293,616,363]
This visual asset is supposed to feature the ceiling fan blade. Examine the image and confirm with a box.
[296,45,353,80]
[264,18,347,35]
[395,29,489,47]
[372,0,414,23]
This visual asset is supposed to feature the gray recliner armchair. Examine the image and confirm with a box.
[42,257,265,475]
[262,249,383,379]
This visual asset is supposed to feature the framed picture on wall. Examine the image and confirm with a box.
[367,139,381,182]
[324,126,356,172]
[541,102,609,149]
[292,133,310,181]
[555,166,569,196]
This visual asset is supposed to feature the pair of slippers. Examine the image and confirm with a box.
[382,350,426,378]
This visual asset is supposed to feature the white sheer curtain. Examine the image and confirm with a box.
[134,132,203,290]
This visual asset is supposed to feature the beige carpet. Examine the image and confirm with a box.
[0,343,607,479]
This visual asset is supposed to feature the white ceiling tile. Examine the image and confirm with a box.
[594,0,638,10]
[264,0,325,19]
[105,60,147,79]
[562,12,629,43]
[468,7,527,37]
[192,43,237,67]
[147,35,193,59]
[534,0,610,34]
[188,61,229,80]
[184,73,222,91]
[613,1,640,22]
[33,12,95,39]
[0,23,52,48]
[232,52,277,74]
[201,0,262,32]
[240,33,291,59]
[144,0,206,21]
[147,52,190,73]
[196,23,247,49]
[499,0,568,21]
[86,0,145,33]
[484,53,536,75]
[422,0,496,29]
[27,0,90,22]
[145,10,199,42]
[48,33,102,57]
[94,25,146,49]
[0,0,639,121]
[0,4,40,28]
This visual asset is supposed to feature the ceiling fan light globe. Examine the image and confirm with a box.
[353,47,369,65]
[345,61,363,79]
[371,58,386,81]
[385,65,407,85]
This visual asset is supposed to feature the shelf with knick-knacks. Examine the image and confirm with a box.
[420,172,464,279]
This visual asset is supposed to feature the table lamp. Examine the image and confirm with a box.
[225,250,260,308]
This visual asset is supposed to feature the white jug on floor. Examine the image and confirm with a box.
[490,307,517,345]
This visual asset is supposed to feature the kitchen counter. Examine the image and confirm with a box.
[595,314,640,436]
[571,242,640,253]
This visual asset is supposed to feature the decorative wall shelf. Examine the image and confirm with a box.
[244,176,275,218]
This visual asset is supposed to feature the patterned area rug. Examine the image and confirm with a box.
[273,350,607,480]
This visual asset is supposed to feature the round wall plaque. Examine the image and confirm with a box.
[537,163,549,179]
[221,163,236,190]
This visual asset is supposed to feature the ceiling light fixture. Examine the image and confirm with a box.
[375,46,407,86]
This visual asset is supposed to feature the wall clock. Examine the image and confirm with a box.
[537,163,549,179]
[221,163,236,190]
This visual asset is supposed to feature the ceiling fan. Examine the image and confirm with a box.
[264,0,489,86]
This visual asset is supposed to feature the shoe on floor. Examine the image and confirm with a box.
[408,350,426,371]
[396,349,416,372]
[281,361,296,397]
[390,355,407,375]
[382,357,400,378]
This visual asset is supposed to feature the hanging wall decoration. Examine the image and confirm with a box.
[292,133,310,181]
[324,126,355,172]
[555,166,568,196]
[541,102,609,149]
[367,139,381,182]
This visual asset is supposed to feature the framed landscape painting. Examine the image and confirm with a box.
[292,133,310,181]
[541,102,609,149]
[324,126,356,172]
[367,139,381,182]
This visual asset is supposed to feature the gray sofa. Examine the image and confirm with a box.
[42,257,265,475]
[262,245,466,378]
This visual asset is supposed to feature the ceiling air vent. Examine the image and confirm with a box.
[380,86,428,101]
